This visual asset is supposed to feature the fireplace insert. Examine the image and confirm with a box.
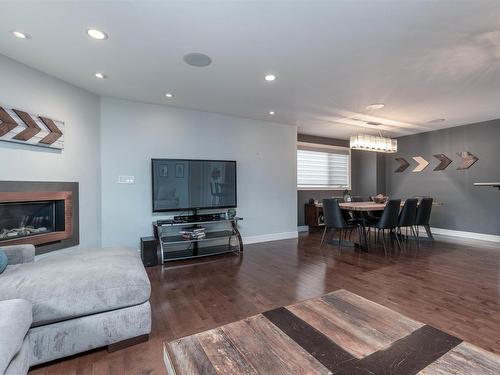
[0,200,65,241]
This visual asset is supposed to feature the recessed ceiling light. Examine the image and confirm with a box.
[184,53,212,67]
[428,118,446,123]
[12,31,30,39]
[87,28,108,40]
[265,74,276,82]
[269,111,275,115]
[365,103,385,110]
[165,93,174,98]
[95,72,106,79]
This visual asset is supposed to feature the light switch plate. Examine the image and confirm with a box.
[118,175,135,184]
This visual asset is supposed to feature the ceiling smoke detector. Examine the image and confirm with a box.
[184,53,212,67]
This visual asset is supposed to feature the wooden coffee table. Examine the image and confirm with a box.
[164,289,500,374]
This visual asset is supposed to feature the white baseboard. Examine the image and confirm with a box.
[430,227,500,243]
[243,231,298,245]
[297,225,309,232]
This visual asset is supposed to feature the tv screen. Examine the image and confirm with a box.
[152,159,237,212]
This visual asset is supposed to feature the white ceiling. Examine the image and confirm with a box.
[1,0,499,139]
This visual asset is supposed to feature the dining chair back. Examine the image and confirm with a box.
[323,198,348,229]
[375,199,401,229]
[398,199,418,227]
[367,199,402,255]
[415,197,433,226]
[415,197,434,240]
[321,198,359,248]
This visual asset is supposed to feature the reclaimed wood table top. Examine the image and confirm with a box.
[163,289,500,374]
[324,201,443,211]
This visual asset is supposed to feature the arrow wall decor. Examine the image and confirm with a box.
[433,154,452,171]
[0,105,64,149]
[412,156,429,172]
[456,151,478,170]
[0,107,17,137]
[395,158,410,173]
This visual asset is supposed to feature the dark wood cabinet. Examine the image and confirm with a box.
[304,203,324,229]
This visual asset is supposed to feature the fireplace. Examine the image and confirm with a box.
[0,201,60,240]
[0,182,78,253]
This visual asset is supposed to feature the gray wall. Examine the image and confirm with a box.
[0,54,102,249]
[386,119,500,235]
[350,151,387,198]
[351,151,376,199]
[101,97,298,248]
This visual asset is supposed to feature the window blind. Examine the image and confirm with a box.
[297,146,350,190]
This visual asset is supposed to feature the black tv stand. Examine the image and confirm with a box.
[154,215,243,263]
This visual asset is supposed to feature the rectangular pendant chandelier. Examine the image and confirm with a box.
[350,134,397,153]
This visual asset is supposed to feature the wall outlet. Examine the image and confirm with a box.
[118,175,135,184]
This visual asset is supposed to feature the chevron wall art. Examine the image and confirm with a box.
[412,156,429,172]
[394,151,479,173]
[0,105,64,150]
[433,154,453,171]
[456,151,479,170]
[394,158,410,173]
[394,152,478,173]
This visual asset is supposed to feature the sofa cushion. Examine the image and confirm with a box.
[5,337,30,375]
[0,246,151,326]
[0,299,32,374]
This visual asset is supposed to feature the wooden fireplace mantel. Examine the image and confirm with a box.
[0,191,73,246]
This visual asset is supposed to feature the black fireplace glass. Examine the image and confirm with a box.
[0,201,57,241]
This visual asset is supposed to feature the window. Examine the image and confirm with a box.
[297,143,350,190]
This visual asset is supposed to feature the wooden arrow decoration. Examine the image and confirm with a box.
[39,116,63,145]
[456,151,478,170]
[0,104,64,149]
[0,107,17,137]
[395,158,410,173]
[412,156,429,172]
[12,109,41,141]
[433,154,452,171]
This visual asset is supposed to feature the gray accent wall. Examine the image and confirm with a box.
[386,119,500,235]
[350,151,386,199]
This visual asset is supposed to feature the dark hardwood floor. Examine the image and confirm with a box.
[30,231,500,374]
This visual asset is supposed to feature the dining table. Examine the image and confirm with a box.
[334,200,443,251]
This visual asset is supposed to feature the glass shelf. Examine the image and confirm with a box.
[161,230,234,245]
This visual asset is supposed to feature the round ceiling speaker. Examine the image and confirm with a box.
[184,53,212,67]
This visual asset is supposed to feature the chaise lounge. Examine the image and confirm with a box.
[0,244,151,373]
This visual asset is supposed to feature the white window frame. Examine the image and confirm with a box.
[297,142,351,191]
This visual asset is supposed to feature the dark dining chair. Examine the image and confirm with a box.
[321,198,360,249]
[415,197,434,241]
[367,195,383,220]
[367,199,402,255]
[398,198,418,246]
[349,196,365,222]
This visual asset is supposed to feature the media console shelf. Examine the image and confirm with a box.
[474,182,500,190]
[154,217,243,263]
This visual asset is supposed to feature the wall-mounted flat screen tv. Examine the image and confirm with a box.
[152,159,237,212]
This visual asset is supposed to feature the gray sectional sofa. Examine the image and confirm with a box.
[0,244,151,374]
